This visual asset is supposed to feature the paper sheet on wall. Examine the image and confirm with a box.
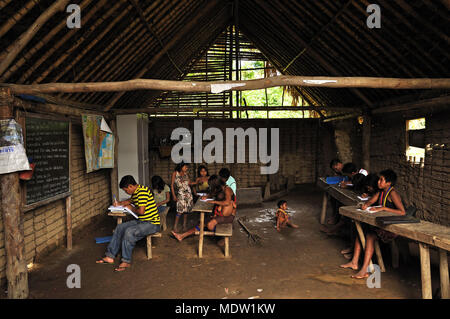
[82,115,115,173]
[0,119,30,174]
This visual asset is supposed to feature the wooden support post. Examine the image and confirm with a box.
[439,249,449,299]
[110,119,119,200]
[362,114,371,171]
[66,196,72,250]
[224,237,230,258]
[0,88,28,299]
[146,236,152,260]
[198,212,205,258]
[320,193,328,225]
[419,243,432,299]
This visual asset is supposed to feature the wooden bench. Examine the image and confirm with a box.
[195,223,233,258]
[159,206,170,231]
[340,206,450,299]
[146,232,162,259]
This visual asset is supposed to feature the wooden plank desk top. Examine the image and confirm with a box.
[340,206,450,252]
[192,199,214,213]
[107,211,127,217]
[317,177,360,206]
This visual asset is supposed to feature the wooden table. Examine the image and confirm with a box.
[317,177,361,224]
[107,211,127,225]
[191,199,214,258]
[340,205,450,299]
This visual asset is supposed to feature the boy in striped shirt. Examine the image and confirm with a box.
[96,175,160,272]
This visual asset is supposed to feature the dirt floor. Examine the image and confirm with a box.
[5,184,442,299]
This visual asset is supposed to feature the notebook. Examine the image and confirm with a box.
[108,205,138,219]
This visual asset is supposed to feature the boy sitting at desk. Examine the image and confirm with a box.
[96,175,160,272]
[340,169,405,279]
[339,162,368,188]
[171,174,236,242]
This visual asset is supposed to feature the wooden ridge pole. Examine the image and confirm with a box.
[0,88,29,299]
[3,76,450,96]
[0,0,69,76]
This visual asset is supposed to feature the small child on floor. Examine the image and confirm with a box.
[276,200,299,232]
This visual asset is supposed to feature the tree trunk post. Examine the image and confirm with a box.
[0,88,29,299]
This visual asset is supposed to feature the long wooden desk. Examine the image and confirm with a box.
[317,177,360,224]
[191,199,214,258]
[340,205,450,299]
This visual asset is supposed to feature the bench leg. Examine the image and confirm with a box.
[147,236,152,260]
[374,240,386,272]
[320,193,327,225]
[419,243,432,299]
[391,240,399,269]
[161,213,166,232]
[439,249,449,299]
[224,237,230,258]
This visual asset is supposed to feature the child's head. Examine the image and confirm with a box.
[277,200,287,210]
[197,165,209,178]
[364,173,379,194]
[352,173,366,193]
[330,159,343,174]
[378,169,397,189]
[342,162,357,176]
[216,191,225,201]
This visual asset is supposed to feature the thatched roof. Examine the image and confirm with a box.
[0,0,448,114]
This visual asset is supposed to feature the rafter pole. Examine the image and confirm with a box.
[104,0,222,111]
[0,0,69,76]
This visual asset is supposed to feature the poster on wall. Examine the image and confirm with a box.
[0,119,30,174]
[81,115,114,173]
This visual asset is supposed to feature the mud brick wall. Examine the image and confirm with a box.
[370,110,450,226]
[149,119,327,190]
[0,122,111,283]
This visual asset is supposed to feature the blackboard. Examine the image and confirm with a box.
[24,116,70,206]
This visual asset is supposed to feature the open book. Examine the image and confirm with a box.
[108,205,138,219]
[357,205,382,214]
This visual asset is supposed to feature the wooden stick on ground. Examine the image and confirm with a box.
[238,217,262,244]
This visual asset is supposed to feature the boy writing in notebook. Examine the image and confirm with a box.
[96,175,160,272]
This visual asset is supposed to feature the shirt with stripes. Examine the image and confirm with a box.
[131,185,160,224]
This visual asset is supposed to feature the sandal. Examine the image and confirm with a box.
[114,263,130,272]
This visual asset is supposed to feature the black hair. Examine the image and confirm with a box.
[329,158,342,169]
[197,165,209,177]
[352,173,366,193]
[208,174,225,197]
[151,175,166,192]
[380,169,397,186]
[364,173,379,194]
[219,168,231,180]
[119,175,137,188]
[216,191,226,201]
[277,200,287,208]
[175,161,189,172]
[342,162,357,175]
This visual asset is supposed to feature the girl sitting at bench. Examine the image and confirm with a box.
[340,169,405,279]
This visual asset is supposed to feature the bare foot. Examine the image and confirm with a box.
[340,261,358,270]
[96,256,114,264]
[351,271,369,279]
[291,224,299,229]
[114,262,130,272]
[171,231,183,242]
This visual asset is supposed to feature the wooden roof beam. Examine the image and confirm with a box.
[0,0,69,77]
